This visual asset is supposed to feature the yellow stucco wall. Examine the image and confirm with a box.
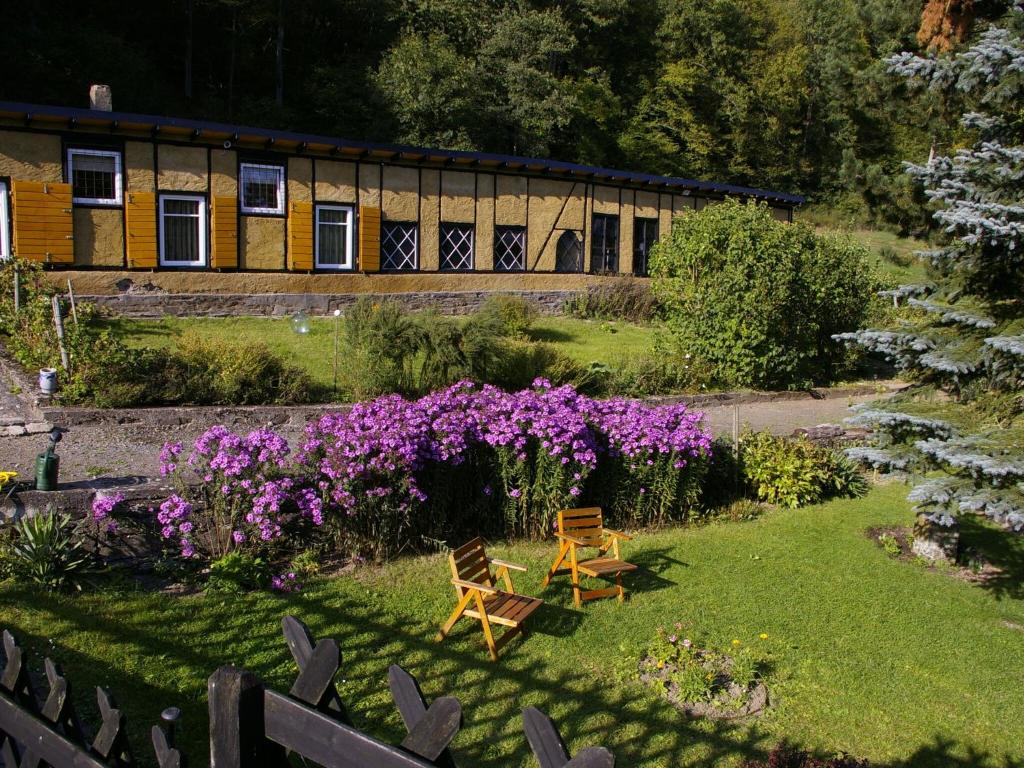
[440,171,475,223]
[211,149,237,197]
[157,145,207,192]
[620,191,635,275]
[475,174,495,271]
[635,191,659,218]
[495,174,527,226]
[240,216,285,270]
[382,165,419,221]
[358,162,381,208]
[315,160,356,203]
[73,208,124,267]
[673,193,694,219]
[592,185,619,215]
[0,130,62,182]
[125,141,155,192]
[527,179,585,271]
[419,170,440,271]
[287,157,313,203]
[659,194,673,239]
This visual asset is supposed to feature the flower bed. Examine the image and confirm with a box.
[638,625,770,719]
[149,380,712,564]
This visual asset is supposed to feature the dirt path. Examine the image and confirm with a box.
[0,390,885,489]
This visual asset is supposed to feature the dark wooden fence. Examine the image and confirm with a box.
[0,616,613,768]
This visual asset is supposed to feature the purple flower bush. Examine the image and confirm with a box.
[156,380,712,563]
[158,426,320,559]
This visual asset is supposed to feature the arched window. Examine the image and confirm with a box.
[555,230,582,273]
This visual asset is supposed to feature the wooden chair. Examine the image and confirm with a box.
[542,507,637,608]
[436,538,544,661]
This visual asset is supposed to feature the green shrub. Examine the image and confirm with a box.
[490,339,602,394]
[476,294,537,337]
[651,200,881,390]
[738,431,867,508]
[3,507,93,591]
[565,276,659,323]
[342,297,423,397]
[169,332,316,405]
[206,552,271,593]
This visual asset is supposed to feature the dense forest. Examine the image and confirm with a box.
[0,0,1011,227]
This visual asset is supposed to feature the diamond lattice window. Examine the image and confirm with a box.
[555,231,582,273]
[494,226,525,272]
[381,222,418,270]
[440,223,474,271]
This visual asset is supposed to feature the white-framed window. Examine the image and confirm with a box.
[67,148,123,206]
[0,181,9,261]
[159,194,207,267]
[239,162,285,215]
[315,204,355,270]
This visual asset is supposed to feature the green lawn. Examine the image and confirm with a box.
[3,483,1022,767]
[104,315,657,390]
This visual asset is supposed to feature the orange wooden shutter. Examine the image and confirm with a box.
[11,180,73,263]
[359,206,381,272]
[210,196,238,269]
[125,191,158,268]
[287,200,314,271]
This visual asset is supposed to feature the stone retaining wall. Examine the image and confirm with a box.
[83,289,579,318]
[40,384,892,429]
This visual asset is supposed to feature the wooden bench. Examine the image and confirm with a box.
[542,508,637,608]
[436,538,543,661]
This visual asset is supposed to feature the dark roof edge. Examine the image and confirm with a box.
[0,100,805,205]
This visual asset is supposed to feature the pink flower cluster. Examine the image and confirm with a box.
[156,380,712,561]
[91,491,126,533]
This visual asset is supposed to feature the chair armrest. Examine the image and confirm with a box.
[603,528,633,541]
[451,578,498,594]
[555,532,588,546]
[489,557,528,572]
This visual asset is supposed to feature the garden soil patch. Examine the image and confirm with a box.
[866,526,1009,589]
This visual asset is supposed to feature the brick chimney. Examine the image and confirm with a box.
[89,84,112,111]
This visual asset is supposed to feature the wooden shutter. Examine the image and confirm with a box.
[125,191,158,268]
[11,180,73,264]
[210,196,238,269]
[359,206,381,272]
[287,200,314,271]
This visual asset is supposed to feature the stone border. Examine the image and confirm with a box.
[36,382,902,429]
[82,289,579,318]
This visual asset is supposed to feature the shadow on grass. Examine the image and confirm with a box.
[958,516,1024,601]
[527,327,575,344]
[3,579,1021,768]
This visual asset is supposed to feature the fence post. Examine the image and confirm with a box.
[208,665,282,768]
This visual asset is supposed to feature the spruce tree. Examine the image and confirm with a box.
[837,5,1024,538]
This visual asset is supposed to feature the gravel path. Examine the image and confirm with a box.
[0,390,884,489]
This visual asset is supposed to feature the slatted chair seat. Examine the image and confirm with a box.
[465,592,543,626]
[577,557,638,579]
[436,537,543,660]
[542,507,637,607]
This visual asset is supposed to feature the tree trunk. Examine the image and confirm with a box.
[275,0,284,107]
[228,8,237,119]
[185,0,194,100]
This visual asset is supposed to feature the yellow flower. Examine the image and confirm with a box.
[759,633,769,640]
[731,639,741,646]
